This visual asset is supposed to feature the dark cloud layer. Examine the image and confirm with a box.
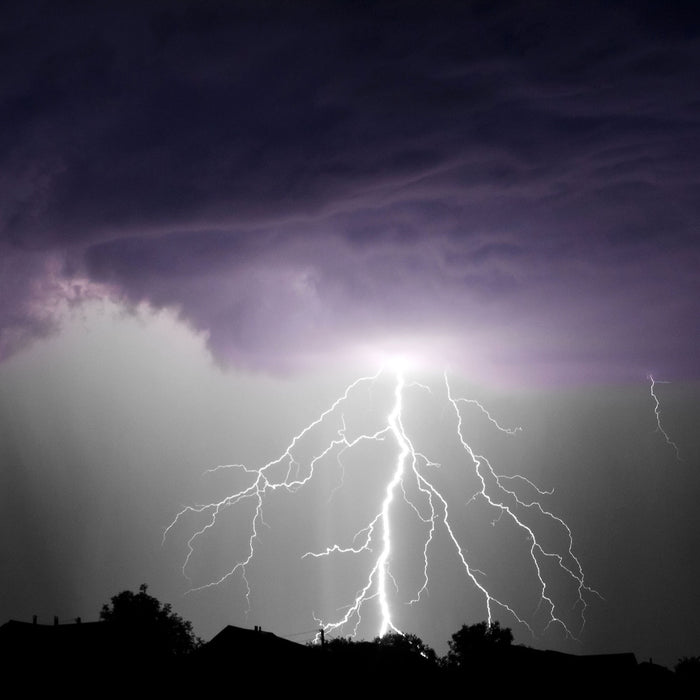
[2,1,699,380]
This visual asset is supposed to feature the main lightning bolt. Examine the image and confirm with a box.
[165,366,600,641]
[648,374,682,461]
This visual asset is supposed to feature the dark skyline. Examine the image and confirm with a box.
[1,0,699,668]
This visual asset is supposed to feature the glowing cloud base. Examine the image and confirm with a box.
[165,368,600,640]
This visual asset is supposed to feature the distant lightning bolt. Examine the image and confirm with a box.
[165,366,599,641]
[648,374,682,461]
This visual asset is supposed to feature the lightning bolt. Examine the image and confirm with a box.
[165,367,600,642]
[648,374,682,461]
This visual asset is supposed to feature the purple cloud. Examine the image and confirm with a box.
[2,1,698,381]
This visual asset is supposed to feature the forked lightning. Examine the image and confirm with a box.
[165,367,601,641]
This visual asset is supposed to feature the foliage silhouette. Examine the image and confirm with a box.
[322,635,356,649]
[371,631,438,664]
[100,583,201,657]
[675,656,700,682]
[447,620,513,668]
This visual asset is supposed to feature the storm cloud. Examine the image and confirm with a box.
[2,0,699,381]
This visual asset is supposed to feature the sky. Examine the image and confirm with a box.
[1,0,699,667]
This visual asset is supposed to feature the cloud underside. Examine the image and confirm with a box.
[2,1,698,381]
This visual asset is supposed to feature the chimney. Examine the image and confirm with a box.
[75,617,81,624]
[32,615,37,625]
[54,616,59,626]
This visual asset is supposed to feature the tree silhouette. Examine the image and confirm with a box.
[372,631,438,664]
[675,656,700,684]
[322,636,356,649]
[100,584,201,657]
[447,621,513,668]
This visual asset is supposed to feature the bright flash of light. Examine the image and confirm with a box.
[165,367,600,641]
[648,374,682,461]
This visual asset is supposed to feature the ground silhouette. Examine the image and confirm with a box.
[1,589,698,695]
